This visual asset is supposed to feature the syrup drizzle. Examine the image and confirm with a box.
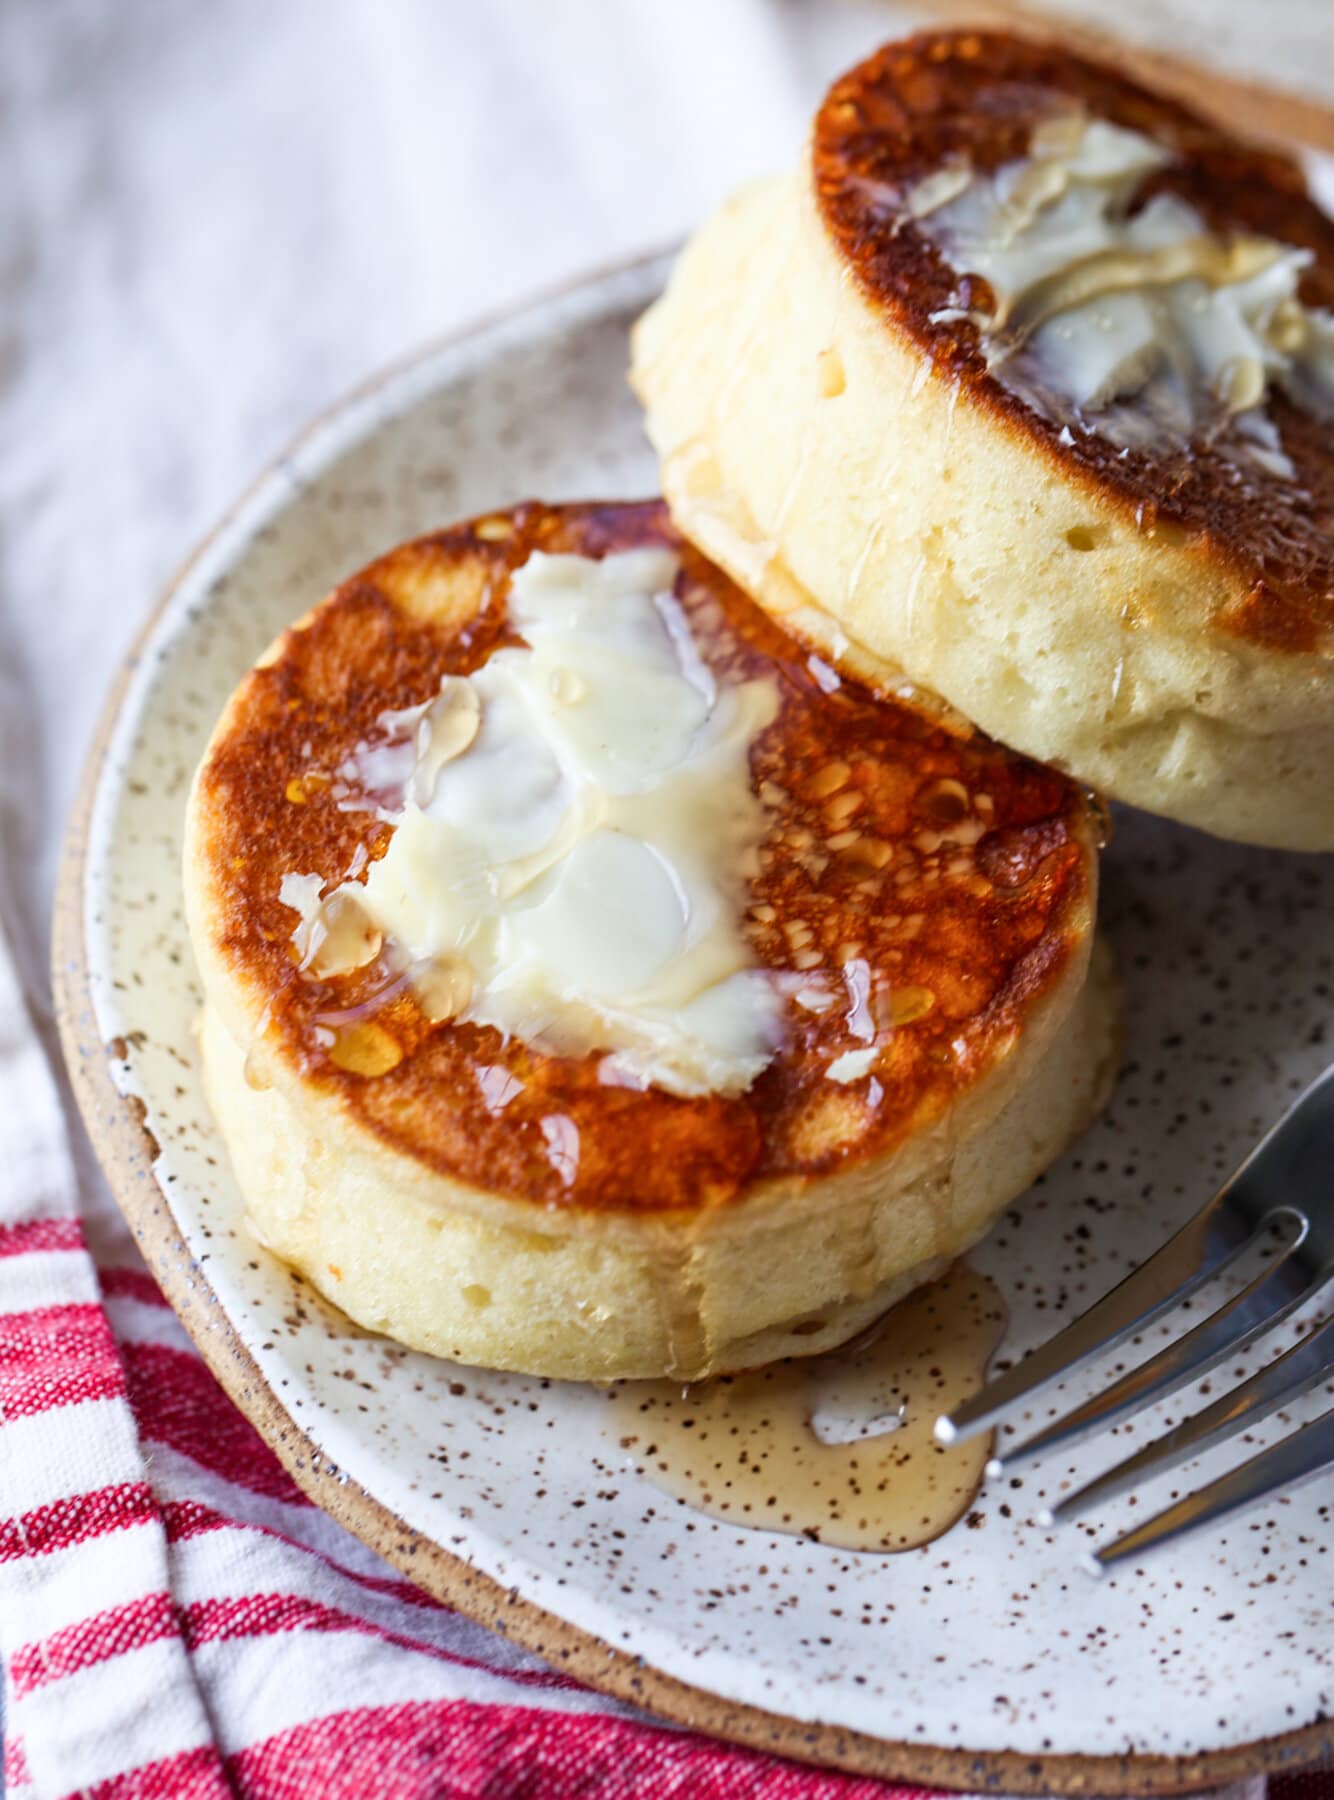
[604,1263,1005,1552]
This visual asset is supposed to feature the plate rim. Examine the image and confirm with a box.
[51,251,1334,1795]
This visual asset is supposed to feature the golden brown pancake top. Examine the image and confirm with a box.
[813,30,1334,653]
[194,500,1095,1215]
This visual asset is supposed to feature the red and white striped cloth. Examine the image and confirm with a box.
[0,930,1327,1799]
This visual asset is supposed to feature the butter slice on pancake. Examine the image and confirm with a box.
[185,500,1117,1381]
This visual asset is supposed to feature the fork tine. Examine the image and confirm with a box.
[939,1064,1334,1449]
[936,1203,1261,1446]
[1086,1402,1334,1574]
[1043,1314,1334,1523]
[990,1241,1322,1475]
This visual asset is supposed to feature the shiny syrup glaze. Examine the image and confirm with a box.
[194,499,1094,1214]
[604,1262,1005,1552]
[813,29,1334,653]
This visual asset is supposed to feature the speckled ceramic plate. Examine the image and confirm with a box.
[55,252,1334,1793]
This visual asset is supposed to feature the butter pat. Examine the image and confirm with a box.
[826,1046,878,1084]
[287,549,786,1098]
[913,110,1334,465]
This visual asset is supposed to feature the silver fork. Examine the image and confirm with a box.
[936,1063,1334,1571]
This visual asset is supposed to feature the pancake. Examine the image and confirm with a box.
[631,30,1334,850]
[185,499,1118,1381]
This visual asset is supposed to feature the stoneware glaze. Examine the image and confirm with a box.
[55,252,1334,1792]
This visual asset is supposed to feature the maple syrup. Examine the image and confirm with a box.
[605,1263,1004,1552]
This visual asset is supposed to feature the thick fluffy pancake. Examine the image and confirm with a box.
[631,31,1334,848]
[185,500,1116,1380]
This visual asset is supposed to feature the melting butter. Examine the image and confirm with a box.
[282,549,786,1097]
[912,110,1334,468]
[604,1264,1005,1553]
[826,1045,878,1083]
[278,872,382,977]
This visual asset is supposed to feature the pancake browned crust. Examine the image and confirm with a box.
[631,32,1334,849]
[186,500,1118,1379]
[813,30,1334,654]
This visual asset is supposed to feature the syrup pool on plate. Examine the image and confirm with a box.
[604,1261,1005,1552]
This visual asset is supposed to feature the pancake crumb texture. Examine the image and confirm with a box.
[631,32,1334,849]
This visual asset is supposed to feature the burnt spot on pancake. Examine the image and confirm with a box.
[193,500,1095,1213]
[812,30,1334,653]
